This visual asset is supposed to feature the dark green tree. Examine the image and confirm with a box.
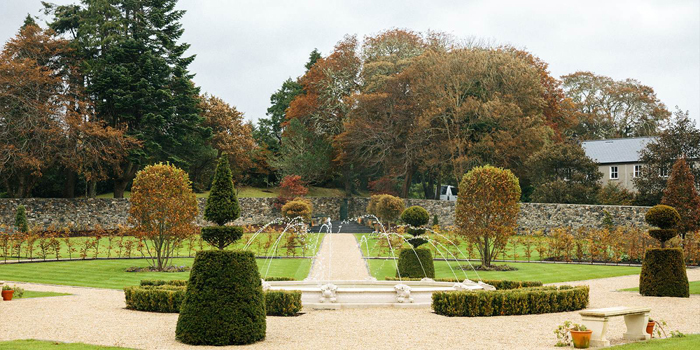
[529,142,602,204]
[202,157,242,250]
[272,118,333,184]
[44,0,211,198]
[15,205,29,233]
[254,49,321,156]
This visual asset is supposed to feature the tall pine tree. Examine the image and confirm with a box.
[45,0,211,197]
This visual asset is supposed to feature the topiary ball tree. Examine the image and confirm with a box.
[401,206,430,248]
[397,206,434,279]
[15,205,28,233]
[202,156,242,249]
[176,250,266,345]
[645,204,680,248]
[639,204,689,297]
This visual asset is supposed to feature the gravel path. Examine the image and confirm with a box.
[307,233,371,281]
[0,269,698,349]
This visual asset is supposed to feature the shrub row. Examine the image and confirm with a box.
[124,285,186,313]
[126,280,302,315]
[265,290,302,316]
[383,277,542,290]
[432,285,589,317]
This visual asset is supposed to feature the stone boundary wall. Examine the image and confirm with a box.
[0,198,649,232]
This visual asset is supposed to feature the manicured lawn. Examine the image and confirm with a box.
[0,340,130,350]
[2,233,324,261]
[0,258,311,289]
[21,290,71,299]
[608,334,700,349]
[367,259,641,283]
[621,280,700,295]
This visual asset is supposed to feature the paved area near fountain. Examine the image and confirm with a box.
[1,269,699,349]
[307,233,371,281]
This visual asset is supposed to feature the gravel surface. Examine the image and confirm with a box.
[307,233,371,281]
[0,267,698,349]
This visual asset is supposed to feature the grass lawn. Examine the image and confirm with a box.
[0,340,131,350]
[20,290,71,299]
[367,259,641,283]
[95,186,356,198]
[0,258,311,289]
[608,334,700,349]
[621,280,700,294]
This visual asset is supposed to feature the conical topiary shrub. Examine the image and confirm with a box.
[639,204,689,297]
[15,205,28,233]
[201,156,243,249]
[176,156,266,345]
[175,250,266,345]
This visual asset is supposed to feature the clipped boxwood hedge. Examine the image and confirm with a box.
[265,290,302,316]
[124,285,186,313]
[176,250,266,345]
[639,248,689,297]
[139,279,188,287]
[396,248,435,278]
[383,277,542,290]
[432,285,589,317]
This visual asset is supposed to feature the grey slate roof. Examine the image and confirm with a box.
[581,137,655,164]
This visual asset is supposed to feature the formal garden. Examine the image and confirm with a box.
[0,157,698,349]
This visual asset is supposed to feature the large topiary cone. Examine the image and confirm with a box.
[396,248,435,278]
[176,250,266,345]
[639,248,689,298]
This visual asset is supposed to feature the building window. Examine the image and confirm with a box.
[660,166,669,178]
[634,165,642,178]
[610,166,619,179]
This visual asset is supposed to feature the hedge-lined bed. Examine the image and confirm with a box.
[124,279,302,316]
[383,277,542,290]
[432,285,589,317]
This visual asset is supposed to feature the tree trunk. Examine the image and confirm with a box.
[114,179,129,198]
[88,181,97,198]
[401,168,414,198]
[435,174,442,200]
[63,170,76,198]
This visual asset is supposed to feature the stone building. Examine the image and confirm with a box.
[582,137,655,192]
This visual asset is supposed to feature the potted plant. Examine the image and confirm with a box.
[569,324,592,349]
[2,285,14,301]
[647,318,656,337]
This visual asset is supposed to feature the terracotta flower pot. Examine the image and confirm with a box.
[647,321,656,337]
[570,329,593,349]
[2,290,14,301]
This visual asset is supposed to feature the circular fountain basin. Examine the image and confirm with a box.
[264,279,494,310]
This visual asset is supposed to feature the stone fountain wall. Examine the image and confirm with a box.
[0,197,649,232]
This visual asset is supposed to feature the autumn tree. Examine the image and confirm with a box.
[189,94,254,190]
[562,71,671,140]
[129,163,198,271]
[0,21,70,197]
[528,142,602,204]
[661,158,700,238]
[456,165,521,267]
[634,110,700,205]
[408,46,549,184]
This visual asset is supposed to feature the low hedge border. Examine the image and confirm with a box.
[432,285,589,317]
[125,280,302,315]
[383,277,542,290]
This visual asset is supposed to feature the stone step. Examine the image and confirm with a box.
[309,221,375,234]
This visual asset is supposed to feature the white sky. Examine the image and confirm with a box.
[1,0,699,125]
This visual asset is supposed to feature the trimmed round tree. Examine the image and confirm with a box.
[397,206,434,278]
[367,194,405,229]
[456,165,521,268]
[129,163,198,271]
[177,156,266,345]
[202,157,243,250]
[639,204,689,297]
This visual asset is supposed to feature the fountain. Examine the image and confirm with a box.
[249,215,495,309]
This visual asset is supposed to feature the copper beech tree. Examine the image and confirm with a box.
[661,158,700,238]
[129,163,198,271]
[456,165,521,267]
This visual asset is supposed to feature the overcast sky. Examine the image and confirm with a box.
[2,0,699,125]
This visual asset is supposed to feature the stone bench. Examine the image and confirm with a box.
[580,306,651,347]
